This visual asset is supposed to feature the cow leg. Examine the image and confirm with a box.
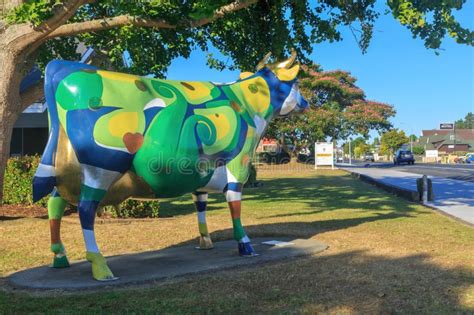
[225,183,258,257]
[78,181,118,281]
[192,192,214,249]
[48,188,70,268]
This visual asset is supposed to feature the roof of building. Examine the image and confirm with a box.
[422,129,474,140]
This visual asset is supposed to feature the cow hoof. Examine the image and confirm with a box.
[51,254,70,268]
[86,252,119,281]
[238,242,259,257]
[50,243,70,268]
[197,235,214,250]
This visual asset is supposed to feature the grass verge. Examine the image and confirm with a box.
[1,164,473,313]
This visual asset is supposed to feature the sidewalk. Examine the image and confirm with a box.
[339,164,474,226]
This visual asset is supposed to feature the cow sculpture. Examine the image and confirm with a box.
[33,51,308,281]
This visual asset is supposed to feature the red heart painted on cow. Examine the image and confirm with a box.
[123,132,144,154]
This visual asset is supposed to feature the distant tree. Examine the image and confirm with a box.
[380,129,409,155]
[373,137,380,146]
[343,137,367,155]
[354,142,370,158]
[455,112,474,129]
[409,134,418,142]
[412,145,425,155]
[266,64,395,156]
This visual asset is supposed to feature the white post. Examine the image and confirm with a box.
[314,142,317,170]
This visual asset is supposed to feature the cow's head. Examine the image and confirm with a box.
[239,50,309,117]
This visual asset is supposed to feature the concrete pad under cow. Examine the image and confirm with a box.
[8,238,327,291]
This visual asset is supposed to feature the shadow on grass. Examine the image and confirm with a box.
[159,174,424,220]
[2,247,472,313]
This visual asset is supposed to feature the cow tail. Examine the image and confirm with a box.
[32,61,63,202]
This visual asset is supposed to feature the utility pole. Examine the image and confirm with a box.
[349,139,352,165]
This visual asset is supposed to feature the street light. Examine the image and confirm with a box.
[348,138,352,165]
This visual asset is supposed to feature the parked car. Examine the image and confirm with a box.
[393,150,415,165]
[363,152,375,162]
[465,153,474,164]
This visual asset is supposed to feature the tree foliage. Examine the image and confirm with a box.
[266,64,395,153]
[4,0,474,78]
[412,145,425,155]
[455,112,474,129]
[380,129,409,155]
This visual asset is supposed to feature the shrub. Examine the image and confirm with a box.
[104,199,160,219]
[412,145,425,155]
[3,155,47,207]
[3,156,159,218]
[256,151,290,164]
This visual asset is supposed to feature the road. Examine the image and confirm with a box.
[343,161,474,182]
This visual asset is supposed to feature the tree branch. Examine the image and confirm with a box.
[8,0,93,54]
[46,0,258,39]
[20,80,44,110]
[37,0,95,32]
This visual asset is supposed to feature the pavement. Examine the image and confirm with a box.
[339,163,474,226]
[7,237,328,291]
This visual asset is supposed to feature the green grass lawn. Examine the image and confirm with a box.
[1,165,473,314]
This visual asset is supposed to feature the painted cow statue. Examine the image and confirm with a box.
[33,51,308,281]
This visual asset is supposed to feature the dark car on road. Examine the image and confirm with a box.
[394,150,415,165]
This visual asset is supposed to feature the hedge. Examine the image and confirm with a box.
[2,155,159,218]
[3,155,47,207]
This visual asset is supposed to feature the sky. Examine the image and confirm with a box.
[166,3,474,138]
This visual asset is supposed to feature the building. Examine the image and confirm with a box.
[417,129,474,153]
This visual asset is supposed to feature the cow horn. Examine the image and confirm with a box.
[276,49,297,69]
[256,52,272,71]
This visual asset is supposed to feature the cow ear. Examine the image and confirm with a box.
[275,64,300,81]
[239,71,254,80]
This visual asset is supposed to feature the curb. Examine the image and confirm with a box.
[345,170,420,202]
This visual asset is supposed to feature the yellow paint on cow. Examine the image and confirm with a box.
[239,77,270,114]
[204,113,230,141]
[180,81,213,103]
[108,112,139,137]
[98,70,138,83]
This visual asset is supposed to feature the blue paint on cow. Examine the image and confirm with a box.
[259,68,295,114]
[67,108,134,173]
[32,176,56,202]
[227,182,243,192]
[238,242,257,256]
[33,60,99,202]
[78,200,100,230]
[144,107,164,133]
[194,201,207,212]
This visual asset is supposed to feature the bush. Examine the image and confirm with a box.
[412,146,425,155]
[3,155,159,218]
[256,151,290,164]
[3,155,47,207]
[103,199,160,219]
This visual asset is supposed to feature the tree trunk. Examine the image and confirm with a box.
[0,103,19,203]
[0,49,23,203]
